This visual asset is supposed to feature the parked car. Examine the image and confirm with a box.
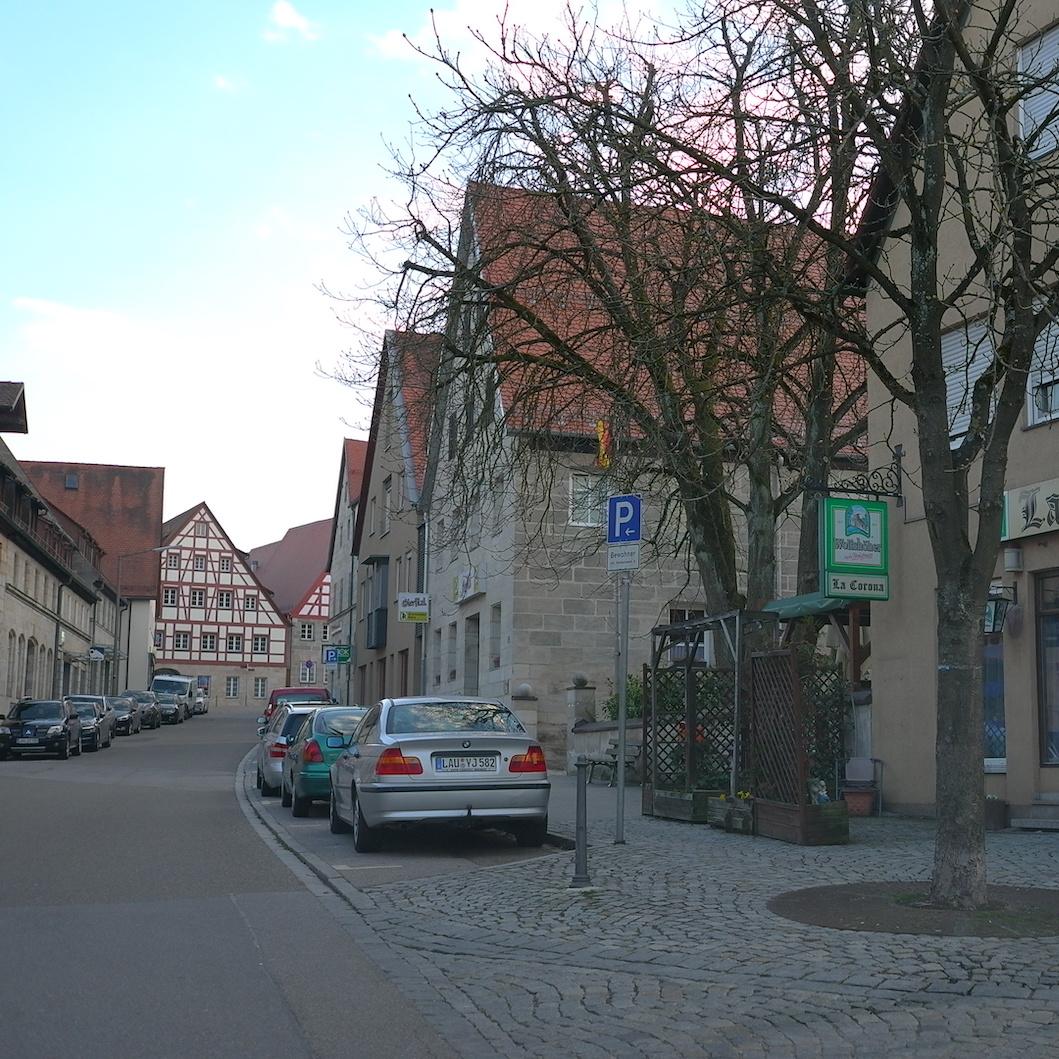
[0,699,82,760]
[255,704,317,797]
[281,706,368,817]
[193,693,208,715]
[123,690,161,729]
[150,674,196,718]
[107,696,142,736]
[262,686,333,722]
[156,693,184,725]
[69,698,115,750]
[328,697,550,852]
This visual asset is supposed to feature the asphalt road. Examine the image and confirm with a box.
[0,704,447,1059]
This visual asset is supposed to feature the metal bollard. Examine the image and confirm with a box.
[570,755,591,888]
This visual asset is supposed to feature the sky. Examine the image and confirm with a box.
[1,0,636,551]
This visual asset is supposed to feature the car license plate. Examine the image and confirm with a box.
[16,737,39,745]
[434,754,498,773]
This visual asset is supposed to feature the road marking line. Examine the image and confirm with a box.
[332,863,402,870]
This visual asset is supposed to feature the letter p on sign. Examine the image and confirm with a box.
[607,494,642,544]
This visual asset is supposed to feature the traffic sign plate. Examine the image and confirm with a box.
[607,494,642,545]
[608,543,641,571]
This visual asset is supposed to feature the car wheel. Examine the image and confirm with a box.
[329,789,350,834]
[89,736,99,752]
[512,818,548,848]
[351,788,382,853]
[281,780,293,808]
[260,773,279,797]
[58,738,70,761]
[291,790,311,818]
[255,767,263,790]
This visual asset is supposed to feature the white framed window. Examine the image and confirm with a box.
[942,319,994,444]
[226,633,243,652]
[382,476,392,534]
[174,631,190,651]
[190,589,205,608]
[219,556,232,573]
[300,622,315,641]
[244,595,257,612]
[321,625,330,642]
[1028,315,1059,426]
[166,552,180,569]
[1019,25,1059,158]
[253,677,268,699]
[299,660,316,684]
[195,522,208,537]
[225,676,239,697]
[162,588,177,606]
[218,590,233,609]
[569,473,607,526]
[153,630,163,648]
[252,634,268,653]
[201,633,217,651]
[369,496,377,536]
[489,603,502,669]
[193,555,206,571]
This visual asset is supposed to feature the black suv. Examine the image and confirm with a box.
[0,699,82,760]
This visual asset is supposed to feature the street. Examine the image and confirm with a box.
[0,705,448,1059]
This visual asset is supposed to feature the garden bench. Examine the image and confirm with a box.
[587,737,642,785]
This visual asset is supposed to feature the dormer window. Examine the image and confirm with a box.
[64,472,79,490]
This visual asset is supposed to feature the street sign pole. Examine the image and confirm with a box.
[615,570,630,845]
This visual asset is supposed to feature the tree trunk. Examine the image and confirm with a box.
[929,575,987,908]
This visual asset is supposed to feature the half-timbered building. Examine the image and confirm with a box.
[155,502,287,709]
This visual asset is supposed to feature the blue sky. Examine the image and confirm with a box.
[1,1,539,548]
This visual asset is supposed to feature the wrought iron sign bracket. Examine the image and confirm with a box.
[805,445,904,507]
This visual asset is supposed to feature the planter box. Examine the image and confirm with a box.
[985,800,1009,831]
[706,796,754,834]
[841,788,876,817]
[755,799,849,845]
[650,788,726,823]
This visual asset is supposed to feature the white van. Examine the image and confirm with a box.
[150,674,196,719]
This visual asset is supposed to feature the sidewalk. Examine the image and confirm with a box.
[546,771,641,844]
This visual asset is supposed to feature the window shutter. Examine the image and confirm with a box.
[942,320,993,444]
[1020,26,1059,158]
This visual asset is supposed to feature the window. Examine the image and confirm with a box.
[244,595,257,612]
[195,522,208,537]
[220,556,232,573]
[64,472,79,489]
[669,608,710,664]
[1019,25,1059,158]
[167,552,180,569]
[227,633,243,652]
[489,603,502,669]
[190,589,205,608]
[218,590,233,609]
[163,588,177,606]
[1038,574,1059,765]
[394,556,402,601]
[942,319,994,444]
[299,660,317,684]
[201,633,217,651]
[253,677,268,699]
[983,633,1006,769]
[300,622,315,641]
[569,473,607,526]
[153,630,163,649]
[1028,316,1059,426]
[252,634,268,653]
[382,476,392,534]
[225,676,239,698]
[174,632,190,650]
[406,551,414,593]
[433,628,442,686]
[193,555,206,571]
[447,622,457,682]
[369,497,377,536]
[321,624,330,642]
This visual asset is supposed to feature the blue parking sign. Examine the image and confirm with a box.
[607,494,642,544]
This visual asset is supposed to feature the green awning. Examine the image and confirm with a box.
[762,591,850,621]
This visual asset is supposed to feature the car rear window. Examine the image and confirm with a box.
[313,708,366,736]
[281,713,312,738]
[386,702,524,735]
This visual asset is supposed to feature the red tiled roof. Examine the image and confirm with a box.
[22,460,165,598]
[249,517,333,616]
[467,182,865,453]
[343,439,368,506]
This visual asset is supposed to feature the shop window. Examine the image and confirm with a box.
[983,634,1006,770]
[1038,574,1059,765]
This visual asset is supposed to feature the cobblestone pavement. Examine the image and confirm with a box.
[242,762,1059,1058]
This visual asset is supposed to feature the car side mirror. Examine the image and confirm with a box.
[257,726,266,736]
[324,736,344,749]
[256,716,266,725]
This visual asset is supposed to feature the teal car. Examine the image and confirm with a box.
[281,706,367,817]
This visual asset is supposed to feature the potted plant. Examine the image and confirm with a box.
[984,794,1009,831]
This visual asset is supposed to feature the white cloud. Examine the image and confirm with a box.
[263,1,319,43]
[213,74,238,92]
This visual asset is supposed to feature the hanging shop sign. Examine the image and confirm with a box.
[820,497,890,600]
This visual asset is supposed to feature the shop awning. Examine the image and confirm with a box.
[763,591,851,621]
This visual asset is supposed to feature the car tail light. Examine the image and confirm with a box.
[375,746,423,776]
[509,745,547,773]
[302,739,324,764]
[269,744,287,758]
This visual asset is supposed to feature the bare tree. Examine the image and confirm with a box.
[351,6,866,618]
[660,0,1059,907]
